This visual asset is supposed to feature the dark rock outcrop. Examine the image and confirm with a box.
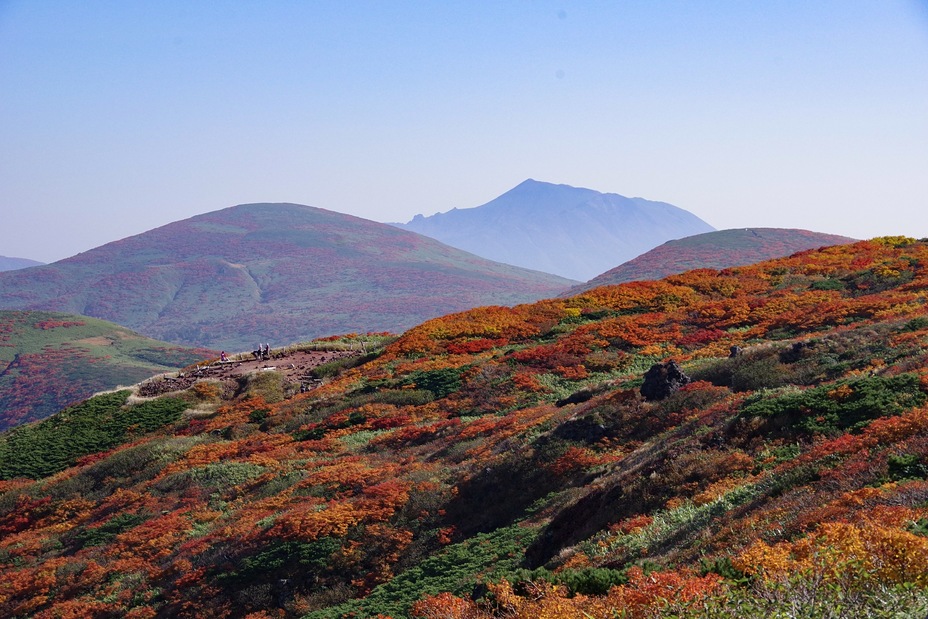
[640,361,691,401]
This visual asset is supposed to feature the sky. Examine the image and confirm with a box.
[1,1,927,263]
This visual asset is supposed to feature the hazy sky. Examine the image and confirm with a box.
[2,1,927,263]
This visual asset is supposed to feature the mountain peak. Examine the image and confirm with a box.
[0,204,573,349]
[396,181,714,280]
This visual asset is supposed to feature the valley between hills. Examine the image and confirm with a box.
[2,236,928,618]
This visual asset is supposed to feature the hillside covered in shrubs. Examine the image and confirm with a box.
[2,237,928,618]
[0,310,213,431]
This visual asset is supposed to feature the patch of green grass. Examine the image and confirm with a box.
[338,429,389,449]
[69,512,148,548]
[740,372,926,435]
[0,391,190,479]
[303,524,537,619]
[591,483,760,560]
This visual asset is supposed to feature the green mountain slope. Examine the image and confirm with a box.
[0,310,212,430]
[0,203,574,350]
[2,237,928,618]
[570,228,855,294]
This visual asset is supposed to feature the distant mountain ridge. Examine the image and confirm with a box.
[0,256,44,271]
[0,203,573,349]
[0,310,212,430]
[394,179,715,280]
[569,228,857,294]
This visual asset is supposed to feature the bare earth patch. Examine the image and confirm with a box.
[75,336,115,346]
[137,348,359,397]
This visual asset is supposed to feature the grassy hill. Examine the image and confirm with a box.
[0,203,574,350]
[0,310,213,430]
[2,237,928,618]
[570,228,855,294]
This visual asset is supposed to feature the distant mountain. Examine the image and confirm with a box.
[0,255,43,271]
[0,203,574,349]
[394,179,715,281]
[0,310,212,430]
[569,228,856,294]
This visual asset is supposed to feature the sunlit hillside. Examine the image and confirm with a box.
[0,203,574,350]
[570,228,855,294]
[0,310,213,431]
[2,237,928,618]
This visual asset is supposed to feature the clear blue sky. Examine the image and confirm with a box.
[2,1,927,263]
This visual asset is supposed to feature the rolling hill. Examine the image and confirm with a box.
[394,179,715,281]
[0,203,574,349]
[569,227,856,294]
[2,237,928,618]
[0,310,213,430]
[0,256,43,271]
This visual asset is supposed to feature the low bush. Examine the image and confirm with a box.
[740,373,926,436]
[0,391,188,479]
[69,512,148,549]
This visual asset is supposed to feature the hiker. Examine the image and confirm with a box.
[264,343,271,359]
[220,351,227,362]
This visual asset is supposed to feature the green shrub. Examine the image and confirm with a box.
[404,368,464,398]
[810,277,846,291]
[699,556,748,584]
[155,461,265,496]
[310,351,381,379]
[740,373,926,436]
[504,566,630,596]
[241,371,285,403]
[690,349,789,392]
[370,389,435,407]
[556,567,630,595]
[303,525,536,619]
[216,537,341,587]
[887,453,928,482]
[902,316,928,332]
[908,518,928,538]
[293,427,327,441]
[0,391,189,480]
[249,408,270,423]
[70,512,147,548]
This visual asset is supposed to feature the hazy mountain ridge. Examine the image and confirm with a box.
[395,179,715,280]
[2,237,928,617]
[0,310,212,430]
[569,227,857,294]
[0,203,573,349]
[0,256,44,272]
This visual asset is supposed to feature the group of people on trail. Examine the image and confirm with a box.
[216,343,273,363]
[253,343,272,360]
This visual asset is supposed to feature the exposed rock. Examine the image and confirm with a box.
[552,417,609,444]
[555,388,596,407]
[640,361,691,401]
[779,340,816,364]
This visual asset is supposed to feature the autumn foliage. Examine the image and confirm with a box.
[2,238,928,618]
